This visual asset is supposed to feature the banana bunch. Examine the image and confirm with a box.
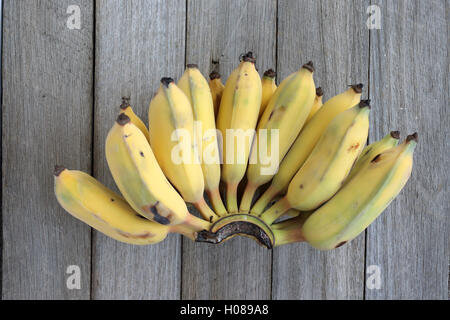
[55,51,417,250]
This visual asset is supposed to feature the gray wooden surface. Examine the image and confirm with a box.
[2,0,448,300]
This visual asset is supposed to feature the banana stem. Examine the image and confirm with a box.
[169,224,196,241]
[194,197,219,222]
[239,183,258,213]
[272,227,305,247]
[260,197,291,225]
[207,187,227,216]
[226,183,239,214]
[183,212,212,232]
[250,185,278,215]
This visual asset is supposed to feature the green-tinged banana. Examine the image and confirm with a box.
[259,69,277,118]
[260,101,370,225]
[305,87,323,123]
[106,113,211,231]
[216,52,262,213]
[251,84,363,215]
[178,65,227,216]
[301,134,417,250]
[148,78,218,221]
[54,166,198,244]
[240,62,316,213]
[271,212,313,246]
[344,131,400,184]
[119,97,150,142]
[209,71,224,118]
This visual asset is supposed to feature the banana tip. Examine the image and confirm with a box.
[316,87,324,97]
[390,131,400,139]
[120,96,130,110]
[359,99,371,109]
[303,61,314,72]
[406,132,418,143]
[54,165,66,177]
[116,113,131,126]
[263,69,276,78]
[209,71,221,80]
[160,77,174,87]
[186,63,198,69]
[350,83,364,93]
[240,51,256,63]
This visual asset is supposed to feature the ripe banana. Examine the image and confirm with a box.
[178,65,227,216]
[240,62,316,212]
[259,69,277,118]
[344,130,400,184]
[54,166,197,244]
[260,101,370,225]
[209,71,224,118]
[148,78,218,221]
[251,84,363,215]
[301,134,417,250]
[105,113,211,231]
[216,52,262,213]
[119,97,150,142]
[305,87,323,123]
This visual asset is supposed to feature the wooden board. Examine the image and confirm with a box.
[91,0,186,299]
[366,0,448,299]
[181,0,276,299]
[2,0,93,299]
[272,0,369,299]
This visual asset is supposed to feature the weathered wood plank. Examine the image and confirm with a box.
[181,0,276,299]
[366,0,448,299]
[2,0,93,299]
[272,0,369,299]
[92,0,186,299]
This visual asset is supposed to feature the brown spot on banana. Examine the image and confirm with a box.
[335,241,347,248]
[347,142,360,152]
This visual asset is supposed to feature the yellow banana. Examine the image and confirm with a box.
[148,78,218,221]
[178,65,227,216]
[54,166,197,244]
[106,113,211,231]
[209,71,225,119]
[259,69,277,118]
[344,130,400,184]
[119,97,150,142]
[240,62,316,212]
[260,101,370,225]
[305,87,323,123]
[251,84,363,214]
[301,134,417,250]
[216,52,262,213]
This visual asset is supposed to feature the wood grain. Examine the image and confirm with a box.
[2,0,93,299]
[366,0,448,299]
[272,0,369,299]
[181,0,276,299]
[91,0,186,299]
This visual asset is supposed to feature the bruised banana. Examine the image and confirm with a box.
[259,69,277,118]
[260,101,370,225]
[216,52,262,213]
[301,134,417,250]
[54,167,198,244]
[105,113,210,231]
[148,78,218,221]
[208,71,224,118]
[251,84,363,214]
[178,65,227,216]
[119,97,150,142]
[240,62,316,212]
